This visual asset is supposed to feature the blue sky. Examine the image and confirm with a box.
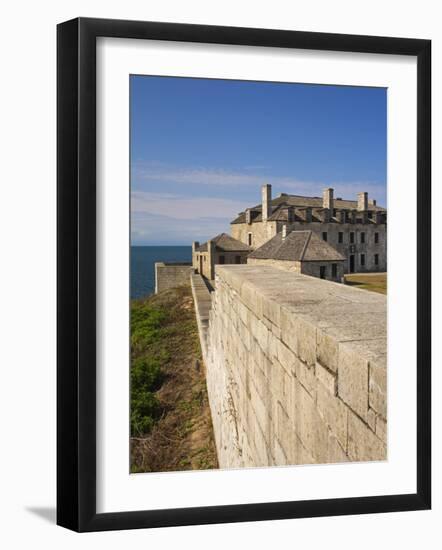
[130,76,386,246]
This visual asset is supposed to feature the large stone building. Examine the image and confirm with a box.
[231,184,387,273]
[192,233,252,280]
[248,227,346,282]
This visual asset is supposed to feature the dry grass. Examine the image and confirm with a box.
[344,273,387,295]
[130,285,218,473]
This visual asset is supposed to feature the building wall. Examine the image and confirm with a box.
[247,257,345,282]
[232,220,387,273]
[231,220,278,249]
[247,257,302,274]
[193,249,249,280]
[206,265,387,469]
[154,262,194,294]
[300,261,345,282]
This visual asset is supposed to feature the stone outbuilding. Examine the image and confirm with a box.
[247,227,345,282]
[192,233,252,280]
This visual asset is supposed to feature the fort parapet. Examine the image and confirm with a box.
[154,262,194,294]
[205,265,387,468]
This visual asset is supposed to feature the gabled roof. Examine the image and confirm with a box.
[248,230,345,262]
[231,194,386,224]
[197,233,252,253]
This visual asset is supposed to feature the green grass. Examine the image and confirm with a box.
[130,301,170,436]
[344,273,387,295]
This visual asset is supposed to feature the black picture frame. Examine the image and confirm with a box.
[57,17,431,532]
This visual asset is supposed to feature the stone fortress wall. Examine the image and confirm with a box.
[205,265,387,468]
[154,262,194,294]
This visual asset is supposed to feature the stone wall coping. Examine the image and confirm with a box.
[215,265,386,368]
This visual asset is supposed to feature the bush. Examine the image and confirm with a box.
[130,391,160,436]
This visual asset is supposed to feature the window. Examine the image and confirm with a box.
[319,266,326,279]
[338,232,343,244]
[235,255,241,264]
[360,253,365,266]
[375,232,379,244]
[322,232,328,242]
[374,254,379,266]
[219,255,225,264]
[350,232,355,244]
[247,232,252,246]
[360,232,365,244]
[332,263,337,278]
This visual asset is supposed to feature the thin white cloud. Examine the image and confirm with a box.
[131,210,232,245]
[131,191,249,220]
[132,162,385,204]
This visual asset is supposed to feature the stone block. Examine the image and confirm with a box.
[252,419,272,467]
[280,306,298,354]
[316,328,339,373]
[276,339,297,376]
[316,361,337,395]
[369,360,387,419]
[262,295,281,327]
[294,359,316,398]
[294,381,330,463]
[269,359,296,419]
[273,437,289,466]
[249,378,272,445]
[295,317,317,366]
[275,400,296,463]
[347,410,386,462]
[326,433,349,464]
[337,342,369,421]
[254,318,270,353]
[316,382,348,452]
[367,407,376,431]
[376,416,387,444]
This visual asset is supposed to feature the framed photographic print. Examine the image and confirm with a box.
[57,17,431,532]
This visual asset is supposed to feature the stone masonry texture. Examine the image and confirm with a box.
[205,265,387,468]
[155,262,194,294]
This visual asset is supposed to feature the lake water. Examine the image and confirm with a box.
[131,246,192,299]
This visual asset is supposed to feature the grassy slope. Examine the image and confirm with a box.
[130,284,218,473]
[344,273,387,295]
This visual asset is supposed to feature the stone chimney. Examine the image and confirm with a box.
[246,208,252,224]
[323,188,334,211]
[261,184,272,222]
[357,192,368,212]
[287,206,294,223]
[297,207,312,223]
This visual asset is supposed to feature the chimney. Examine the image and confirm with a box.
[298,206,312,223]
[369,199,377,207]
[323,188,334,210]
[287,206,294,223]
[246,208,252,224]
[357,192,368,212]
[261,184,272,222]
